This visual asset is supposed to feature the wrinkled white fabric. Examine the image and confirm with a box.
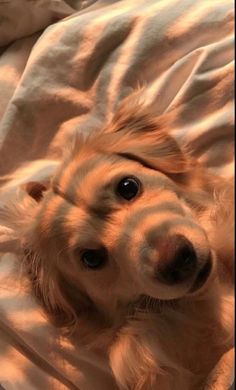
[0,0,83,46]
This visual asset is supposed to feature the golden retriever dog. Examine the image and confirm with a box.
[0,92,234,389]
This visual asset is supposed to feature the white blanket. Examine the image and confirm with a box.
[0,1,234,389]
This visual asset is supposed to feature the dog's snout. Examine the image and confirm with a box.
[155,235,197,285]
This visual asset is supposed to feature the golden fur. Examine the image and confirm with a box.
[0,92,234,389]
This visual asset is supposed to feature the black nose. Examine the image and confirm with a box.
[155,235,197,285]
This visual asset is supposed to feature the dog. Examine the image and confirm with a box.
[0,91,234,389]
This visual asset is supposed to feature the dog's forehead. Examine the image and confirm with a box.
[51,147,179,212]
[52,151,138,210]
[35,189,104,249]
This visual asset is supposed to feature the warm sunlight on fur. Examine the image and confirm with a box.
[0,91,234,390]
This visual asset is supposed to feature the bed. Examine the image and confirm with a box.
[0,1,234,389]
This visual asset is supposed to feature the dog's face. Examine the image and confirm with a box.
[25,96,213,325]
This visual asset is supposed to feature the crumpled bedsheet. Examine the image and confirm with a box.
[0,0,234,389]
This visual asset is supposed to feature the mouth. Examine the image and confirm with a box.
[189,255,212,293]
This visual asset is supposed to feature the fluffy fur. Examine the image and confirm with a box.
[0,92,234,389]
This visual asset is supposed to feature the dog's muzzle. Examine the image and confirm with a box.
[189,253,213,293]
[154,234,198,285]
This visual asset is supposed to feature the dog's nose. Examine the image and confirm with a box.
[155,235,197,285]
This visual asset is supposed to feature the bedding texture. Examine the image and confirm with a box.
[0,0,234,389]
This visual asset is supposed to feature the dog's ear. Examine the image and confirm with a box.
[109,326,158,390]
[27,249,106,340]
[24,181,49,202]
[101,91,192,174]
[30,257,92,331]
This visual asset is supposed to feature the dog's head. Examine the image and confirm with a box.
[12,93,215,331]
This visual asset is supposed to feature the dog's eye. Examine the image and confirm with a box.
[116,177,140,201]
[81,249,107,269]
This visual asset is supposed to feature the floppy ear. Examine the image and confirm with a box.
[26,244,107,340]
[100,91,192,174]
[109,328,158,390]
[27,250,93,332]
[24,181,49,202]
